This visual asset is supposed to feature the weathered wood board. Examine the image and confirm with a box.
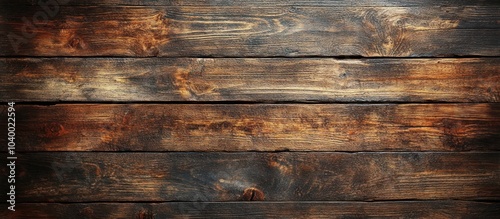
[1,58,499,102]
[1,104,498,151]
[2,152,498,202]
[1,5,499,57]
[2,201,499,219]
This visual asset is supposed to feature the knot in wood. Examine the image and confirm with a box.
[242,187,265,201]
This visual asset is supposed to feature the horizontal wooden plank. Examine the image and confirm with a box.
[1,0,499,6]
[3,152,498,202]
[1,58,499,102]
[2,201,499,218]
[1,104,498,152]
[1,6,498,57]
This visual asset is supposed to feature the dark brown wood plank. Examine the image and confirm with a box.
[1,6,498,57]
[1,58,499,102]
[2,0,499,6]
[2,201,499,218]
[3,152,498,202]
[1,104,498,152]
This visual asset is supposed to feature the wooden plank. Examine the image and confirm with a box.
[3,152,498,202]
[1,58,499,102]
[2,201,499,218]
[1,104,498,152]
[1,6,499,57]
[2,0,499,7]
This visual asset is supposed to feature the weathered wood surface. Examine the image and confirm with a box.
[1,104,498,152]
[2,0,500,6]
[1,6,499,57]
[2,201,499,218]
[2,152,498,202]
[0,1,498,217]
[1,58,499,102]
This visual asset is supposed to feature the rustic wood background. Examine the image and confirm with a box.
[1,0,499,218]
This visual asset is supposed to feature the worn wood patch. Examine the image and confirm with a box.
[1,104,498,152]
[1,58,499,102]
[2,201,499,218]
[1,6,499,57]
[2,152,498,202]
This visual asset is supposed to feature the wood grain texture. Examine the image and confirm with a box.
[1,5,499,57]
[0,0,498,217]
[1,104,498,152]
[2,0,499,6]
[2,152,498,202]
[1,58,499,102]
[2,201,499,218]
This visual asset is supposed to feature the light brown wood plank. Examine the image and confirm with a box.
[2,201,499,218]
[1,104,498,152]
[3,152,499,202]
[1,58,499,102]
[1,6,498,56]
